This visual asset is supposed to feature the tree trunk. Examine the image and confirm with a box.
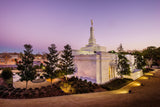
[65,75,67,81]
[26,81,28,89]
[146,59,153,69]
[51,78,53,88]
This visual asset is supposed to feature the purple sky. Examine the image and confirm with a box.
[0,0,160,53]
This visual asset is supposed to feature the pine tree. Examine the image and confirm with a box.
[59,44,75,81]
[117,53,130,78]
[44,44,59,88]
[16,44,36,89]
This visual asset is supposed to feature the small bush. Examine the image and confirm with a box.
[40,76,43,79]
[29,88,32,90]
[8,88,14,91]
[15,93,21,98]
[0,85,6,90]
[1,88,8,91]
[0,90,3,95]
[143,68,154,73]
[35,88,39,90]
[31,91,36,96]
[8,83,13,88]
[22,88,26,91]
[15,88,21,91]
[39,92,44,96]
[1,92,9,98]
[10,91,16,96]
[23,92,29,97]
[1,68,13,80]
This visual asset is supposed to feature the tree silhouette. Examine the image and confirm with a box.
[133,51,145,69]
[142,46,156,68]
[44,44,59,88]
[58,44,76,81]
[117,53,130,78]
[16,44,36,89]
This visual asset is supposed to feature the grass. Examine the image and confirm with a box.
[101,78,133,90]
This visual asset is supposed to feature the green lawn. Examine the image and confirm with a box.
[101,78,133,90]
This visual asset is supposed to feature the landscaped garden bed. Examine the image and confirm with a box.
[0,77,102,99]
[0,77,133,99]
[0,82,68,99]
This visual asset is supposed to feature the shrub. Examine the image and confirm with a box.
[18,89,23,93]
[35,88,40,91]
[0,90,3,95]
[23,92,29,97]
[22,88,26,91]
[31,91,36,96]
[39,92,44,96]
[10,91,16,96]
[143,68,154,73]
[1,92,9,98]
[0,85,6,90]
[41,86,46,89]
[1,68,13,80]
[40,76,43,79]
[15,88,21,91]
[15,93,21,98]
[8,83,13,88]
[84,79,87,83]
[8,88,14,91]
[29,88,32,90]
[1,88,8,91]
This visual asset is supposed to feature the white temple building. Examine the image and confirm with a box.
[73,20,143,84]
[73,20,118,84]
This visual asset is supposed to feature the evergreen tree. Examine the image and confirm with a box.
[16,44,36,89]
[58,44,75,81]
[44,44,59,87]
[117,53,130,78]
[134,51,145,69]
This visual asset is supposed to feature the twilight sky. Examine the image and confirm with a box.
[0,0,160,53]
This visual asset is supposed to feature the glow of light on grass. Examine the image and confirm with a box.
[60,82,75,93]
[42,66,45,70]
[132,81,141,87]
[145,73,153,76]
[114,89,129,94]
[139,76,148,80]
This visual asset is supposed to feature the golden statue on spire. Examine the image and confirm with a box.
[91,19,93,26]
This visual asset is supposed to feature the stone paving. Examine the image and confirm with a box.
[13,78,60,89]
[0,69,160,107]
[13,81,51,89]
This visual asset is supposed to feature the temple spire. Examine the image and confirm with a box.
[88,19,96,45]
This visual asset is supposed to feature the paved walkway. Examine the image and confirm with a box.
[0,69,160,107]
[13,78,60,89]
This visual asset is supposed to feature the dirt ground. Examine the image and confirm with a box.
[0,69,160,107]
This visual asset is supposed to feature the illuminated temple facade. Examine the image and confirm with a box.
[72,20,143,84]
[73,20,118,84]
